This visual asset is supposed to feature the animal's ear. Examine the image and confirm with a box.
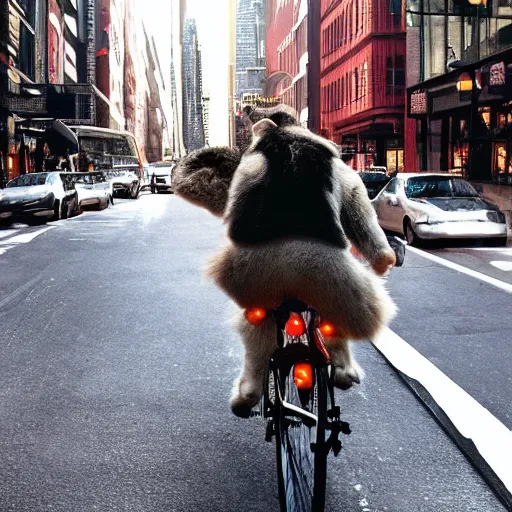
[172,146,241,217]
[252,118,277,138]
[243,104,299,128]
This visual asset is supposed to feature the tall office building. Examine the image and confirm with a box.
[182,18,205,153]
[170,0,186,158]
[235,0,266,97]
[202,88,210,147]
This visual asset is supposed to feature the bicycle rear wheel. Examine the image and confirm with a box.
[275,365,329,512]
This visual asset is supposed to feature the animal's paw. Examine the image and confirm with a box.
[333,362,361,390]
[372,249,396,276]
[230,377,262,418]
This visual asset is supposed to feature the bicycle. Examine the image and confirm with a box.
[247,299,351,512]
[247,236,405,511]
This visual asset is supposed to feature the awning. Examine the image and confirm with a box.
[15,118,79,155]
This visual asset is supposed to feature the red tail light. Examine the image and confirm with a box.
[294,363,313,390]
[285,312,306,336]
[245,308,267,325]
[319,322,335,337]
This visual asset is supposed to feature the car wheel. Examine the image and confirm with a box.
[61,199,69,219]
[52,200,62,221]
[404,219,419,246]
[71,193,79,216]
[130,184,140,199]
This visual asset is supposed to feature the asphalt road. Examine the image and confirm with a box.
[0,193,508,511]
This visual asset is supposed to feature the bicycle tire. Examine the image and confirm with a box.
[275,364,329,512]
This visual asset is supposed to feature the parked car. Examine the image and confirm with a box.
[358,170,391,199]
[148,162,175,193]
[72,172,113,211]
[105,170,140,199]
[0,172,79,223]
[371,173,508,246]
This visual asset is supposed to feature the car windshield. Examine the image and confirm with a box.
[405,177,480,199]
[358,172,388,182]
[6,173,49,187]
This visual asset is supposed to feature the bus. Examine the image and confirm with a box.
[68,126,146,199]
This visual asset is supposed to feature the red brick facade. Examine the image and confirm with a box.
[320,0,406,171]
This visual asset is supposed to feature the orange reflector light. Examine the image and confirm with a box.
[245,308,267,325]
[319,322,335,337]
[285,312,306,336]
[294,363,313,390]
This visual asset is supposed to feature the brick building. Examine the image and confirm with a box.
[320,0,406,172]
[264,0,309,126]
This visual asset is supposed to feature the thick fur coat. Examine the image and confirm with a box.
[173,107,396,417]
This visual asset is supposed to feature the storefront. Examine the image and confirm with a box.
[407,48,512,186]
[335,121,404,174]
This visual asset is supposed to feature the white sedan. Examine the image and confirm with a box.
[73,172,113,211]
[371,173,508,246]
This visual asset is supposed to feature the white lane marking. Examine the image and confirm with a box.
[460,247,512,253]
[0,245,15,255]
[0,229,20,239]
[0,226,54,245]
[490,261,512,271]
[69,238,86,241]
[407,246,512,294]
[373,328,512,493]
[65,220,130,224]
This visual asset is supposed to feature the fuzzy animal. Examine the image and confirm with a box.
[173,106,396,417]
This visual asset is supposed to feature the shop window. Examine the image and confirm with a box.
[387,149,404,173]
[479,107,491,130]
[493,142,511,184]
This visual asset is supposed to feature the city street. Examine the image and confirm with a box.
[0,193,510,511]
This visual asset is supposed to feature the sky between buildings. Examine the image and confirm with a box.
[142,0,230,147]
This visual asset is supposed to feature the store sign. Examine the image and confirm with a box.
[489,61,505,86]
[409,90,428,115]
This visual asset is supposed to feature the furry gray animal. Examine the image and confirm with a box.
[173,107,396,418]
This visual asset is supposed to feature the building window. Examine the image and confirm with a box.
[386,55,405,95]
[337,78,341,109]
[389,0,402,28]
[341,76,345,106]
[8,0,37,81]
[349,7,353,41]
[354,68,359,100]
[361,61,368,98]
[355,1,359,34]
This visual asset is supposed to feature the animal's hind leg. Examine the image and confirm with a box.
[324,338,362,390]
[230,312,277,418]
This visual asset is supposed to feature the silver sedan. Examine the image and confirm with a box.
[371,173,508,246]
